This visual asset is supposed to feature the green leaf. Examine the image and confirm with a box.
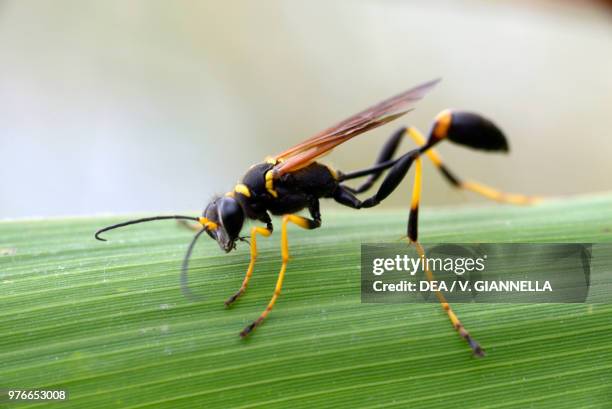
[2,194,612,408]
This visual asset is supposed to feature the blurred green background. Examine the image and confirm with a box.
[1,0,611,218]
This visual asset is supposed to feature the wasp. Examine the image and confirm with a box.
[96,79,536,356]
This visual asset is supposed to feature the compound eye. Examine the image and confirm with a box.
[203,200,219,222]
[218,197,245,239]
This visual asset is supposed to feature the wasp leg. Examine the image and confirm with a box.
[337,152,421,239]
[240,208,321,337]
[407,126,540,205]
[407,156,484,357]
[344,127,406,194]
[225,225,273,307]
[407,157,422,241]
[340,124,539,205]
[335,149,420,209]
[413,242,485,357]
[338,152,485,356]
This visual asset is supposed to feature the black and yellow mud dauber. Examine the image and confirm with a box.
[95,78,537,356]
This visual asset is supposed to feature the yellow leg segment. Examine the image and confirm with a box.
[411,158,422,210]
[407,154,484,356]
[407,157,422,242]
[240,214,319,337]
[406,127,540,205]
[407,127,444,167]
[460,181,540,205]
[225,226,272,306]
[413,242,485,357]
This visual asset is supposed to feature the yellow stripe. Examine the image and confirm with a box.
[325,164,339,180]
[287,214,311,229]
[198,217,218,230]
[265,171,279,198]
[411,157,422,209]
[234,183,251,197]
[461,180,542,205]
[433,109,452,140]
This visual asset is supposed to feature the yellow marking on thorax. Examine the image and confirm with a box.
[324,164,339,180]
[234,183,251,197]
[265,170,279,198]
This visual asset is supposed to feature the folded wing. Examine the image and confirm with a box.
[272,78,440,177]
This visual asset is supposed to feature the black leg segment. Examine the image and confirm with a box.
[334,149,420,209]
[343,127,406,194]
